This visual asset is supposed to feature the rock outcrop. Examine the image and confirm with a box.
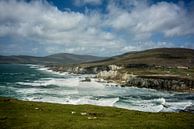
[96,70,135,84]
[48,64,194,92]
[96,69,194,91]
[127,76,194,91]
[49,65,122,74]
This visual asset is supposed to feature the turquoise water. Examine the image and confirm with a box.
[0,64,194,112]
[0,64,57,98]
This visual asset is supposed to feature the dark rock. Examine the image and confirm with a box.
[126,76,194,91]
[81,77,91,82]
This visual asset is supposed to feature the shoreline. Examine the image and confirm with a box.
[32,64,194,113]
[47,64,194,93]
[1,97,194,129]
[1,66,193,112]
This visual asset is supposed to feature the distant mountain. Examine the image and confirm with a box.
[0,53,106,64]
[1,48,194,67]
[86,48,194,67]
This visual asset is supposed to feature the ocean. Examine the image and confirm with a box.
[0,64,193,112]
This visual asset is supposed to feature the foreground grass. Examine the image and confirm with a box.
[0,98,194,129]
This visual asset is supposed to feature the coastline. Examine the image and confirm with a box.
[47,64,194,93]
[2,64,194,113]
[1,97,194,129]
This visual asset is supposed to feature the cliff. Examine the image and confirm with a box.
[47,48,194,92]
[127,76,194,92]
[48,64,194,92]
[95,67,194,92]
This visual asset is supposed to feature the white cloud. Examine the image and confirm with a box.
[106,1,194,38]
[0,0,123,56]
[0,0,193,56]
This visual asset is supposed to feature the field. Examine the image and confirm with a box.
[119,67,194,79]
[0,97,194,129]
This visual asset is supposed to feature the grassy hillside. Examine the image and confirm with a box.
[1,48,193,66]
[84,48,194,67]
[45,53,106,64]
[0,53,106,64]
[0,97,194,129]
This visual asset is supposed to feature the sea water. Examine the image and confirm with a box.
[0,64,193,112]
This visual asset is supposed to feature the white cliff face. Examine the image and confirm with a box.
[121,73,130,80]
[67,67,85,74]
[96,65,136,83]
[74,67,79,73]
[97,70,118,79]
[108,65,122,71]
[97,65,120,79]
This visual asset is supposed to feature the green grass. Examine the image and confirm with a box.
[80,48,194,67]
[0,97,194,129]
[119,67,194,79]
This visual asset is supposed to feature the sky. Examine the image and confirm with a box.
[0,0,194,56]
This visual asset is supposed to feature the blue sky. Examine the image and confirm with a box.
[0,0,194,56]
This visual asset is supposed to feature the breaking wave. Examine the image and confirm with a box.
[0,64,193,112]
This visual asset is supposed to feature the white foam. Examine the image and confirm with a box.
[26,64,69,76]
[97,97,119,106]
[16,87,79,96]
[115,98,166,112]
[79,80,105,89]
[24,96,119,107]
[26,64,41,69]
[9,65,194,112]
[38,67,68,76]
[162,101,193,112]
[16,78,79,87]
[69,96,119,106]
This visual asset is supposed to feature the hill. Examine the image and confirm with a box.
[0,53,106,64]
[47,48,194,92]
[85,48,194,67]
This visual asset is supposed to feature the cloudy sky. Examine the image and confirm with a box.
[0,0,194,56]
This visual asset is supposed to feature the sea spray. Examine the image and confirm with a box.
[0,64,194,112]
